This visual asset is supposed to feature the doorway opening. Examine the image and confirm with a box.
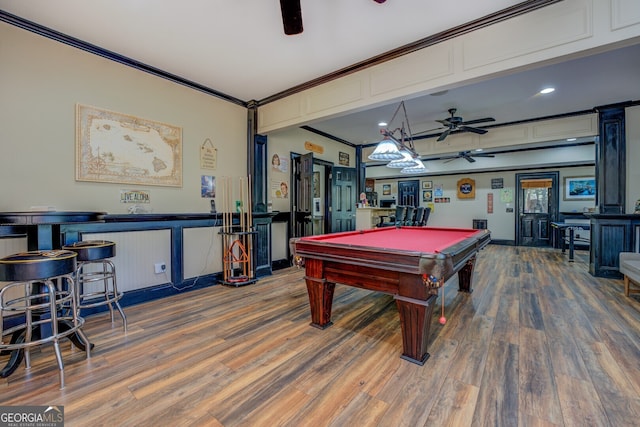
[290,153,356,238]
[515,172,559,247]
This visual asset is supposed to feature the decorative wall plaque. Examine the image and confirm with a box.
[457,178,475,199]
[76,104,182,187]
[200,138,217,170]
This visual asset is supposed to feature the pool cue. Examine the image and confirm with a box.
[248,174,254,278]
[225,176,231,281]
[221,176,227,281]
[226,176,232,280]
[239,177,246,276]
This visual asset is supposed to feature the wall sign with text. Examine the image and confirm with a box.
[457,178,476,199]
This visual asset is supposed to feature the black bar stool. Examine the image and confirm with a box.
[0,250,91,389]
[63,240,127,331]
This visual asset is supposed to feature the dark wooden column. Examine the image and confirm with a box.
[247,100,267,211]
[356,145,365,196]
[595,103,628,214]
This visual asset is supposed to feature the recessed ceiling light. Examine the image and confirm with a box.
[540,87,555,94]
[475,148,483,152]
[378,122,387,127]
[566,138,577,141]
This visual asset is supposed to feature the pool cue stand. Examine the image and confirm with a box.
[218,227,258,287]
[218,176,258,287]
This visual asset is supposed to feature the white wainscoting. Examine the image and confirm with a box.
[183,226,223,279]
[81,230,171,293]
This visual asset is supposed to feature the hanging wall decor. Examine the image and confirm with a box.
[200,138,217,170]
[457,178,475,199]
[76,104,182,187]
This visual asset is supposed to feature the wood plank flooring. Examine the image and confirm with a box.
[2,245,640,426]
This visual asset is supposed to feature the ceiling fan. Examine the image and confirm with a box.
[417,108,496,142]
[280,0,386,35]
[441,150,496,163]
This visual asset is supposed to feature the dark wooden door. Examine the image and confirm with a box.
[516,172,559,247]
[292,152,314,237]
[330,166,357,232]
[398,180,419,207]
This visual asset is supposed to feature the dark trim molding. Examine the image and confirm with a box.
[490,239,515,246]
[1,1,564,108]
[369,161,595,181]
[0,10,247,107]
[272,259,293,271]
[258,0,563,105]
[300,126,357,147]
[410,109,597,143]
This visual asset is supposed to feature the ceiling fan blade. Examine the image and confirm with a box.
[460,117,495,125]
[443,157,458,164]
[435,119,450,125]
[463,155,476,163]
[413,126,445,136]
[280,0,303,35]
[460,126,488,135]
[437,129,451,142]
[473,153,495,158]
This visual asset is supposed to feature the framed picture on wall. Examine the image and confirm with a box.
[563,176,596,200]
[382,184,391,195]
[422,190,432,202]
[422,180,432,190]
[76,104,182,187]
[339,152,349,166]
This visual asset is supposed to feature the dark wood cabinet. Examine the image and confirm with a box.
[588,214,640,277]
[253,212,276,277]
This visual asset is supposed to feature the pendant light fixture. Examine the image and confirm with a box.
[369,101,426,174]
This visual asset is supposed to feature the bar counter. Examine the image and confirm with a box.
[1,211,276,307]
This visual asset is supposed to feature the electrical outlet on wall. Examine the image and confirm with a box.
[154,262,166,274]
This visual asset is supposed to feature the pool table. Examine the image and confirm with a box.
[291,226,490,365]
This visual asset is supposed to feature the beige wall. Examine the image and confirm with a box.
[0,22,248,214]
[372,166,596,241]
[266,127,356,213]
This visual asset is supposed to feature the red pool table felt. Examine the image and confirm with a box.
[298,226,478,254]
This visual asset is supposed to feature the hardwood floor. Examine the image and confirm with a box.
[1,245,639,426]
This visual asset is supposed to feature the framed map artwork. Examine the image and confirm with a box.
[76,104,183,187]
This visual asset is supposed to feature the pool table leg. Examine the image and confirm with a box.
[394,294,437,365]
[457,256,477,293]
[304,275,335,329]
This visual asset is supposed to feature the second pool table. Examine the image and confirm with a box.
[291,226,491,365]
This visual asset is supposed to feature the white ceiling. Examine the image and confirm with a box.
[2,0,640,149]
[0,0,524,101]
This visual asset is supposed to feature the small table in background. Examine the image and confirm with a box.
[550,221,591,262]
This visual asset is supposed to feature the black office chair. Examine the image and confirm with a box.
[422,207,432,225]
[403,206,415,226]
[380,205,406,227]
[413,207,424,226]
